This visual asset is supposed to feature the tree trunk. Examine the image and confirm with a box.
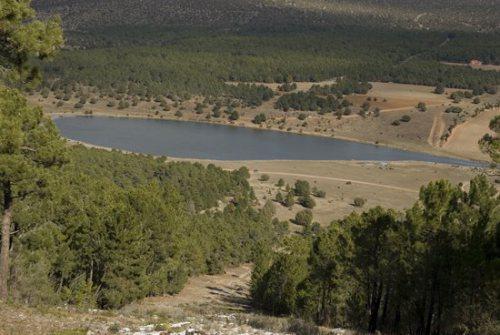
[368,281,384,333]
[0,185,13,302]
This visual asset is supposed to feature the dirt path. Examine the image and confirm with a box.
[443,108,498,161]
[126,264,253,314]
[427,114,445,147]
[257,170,418,193]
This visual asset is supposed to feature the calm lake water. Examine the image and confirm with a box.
[54,116,482,166]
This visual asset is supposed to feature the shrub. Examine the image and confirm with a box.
[174,110,183,117]
[312,187,326,198]
[299,195,316,209]
[259,174,270,182]
[490,115,500,133]
[294,180,310,197]
[298,113,307,121]
[392,120,401,126]
[353,197,366,207]
[253,113,267,124]
[74,102,84,109]
[294,209,313,226]
[276,178,285,188]
[416,102,427,112]
[229,110,240,121]
[473,97,481,104]
[434,84,445,94]
[445,106,463,114]
[400,115,411,122]
[283,191,295,207]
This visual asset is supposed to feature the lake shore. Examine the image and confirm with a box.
[48,110,491,164]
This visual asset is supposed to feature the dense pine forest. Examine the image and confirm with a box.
[37,27,500,99]
[251,176,500,334]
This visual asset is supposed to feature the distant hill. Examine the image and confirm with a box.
[33,0,500,32]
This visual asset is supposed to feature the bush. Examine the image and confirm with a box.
[294,180,310,197]
[392,120,401,126]
[174,110,183,117]
[253,113,267,124]
[294,209,313,226]
[299,195,316,209]
[74,102,84,109]
[229,110,240,121]
[312,187,326,198]
[298,113,307,121]
[489,115,500,133]
[353,197,366,207]
[434,84,445,94]
[445,106,463,114]
[276,178,285,188]
[400,115,411,122]
[283,191,295,208]
[417,102,427,112]
[259,174,270,182]
[473,97,481,104]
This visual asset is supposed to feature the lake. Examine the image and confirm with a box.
[54,116,482,167]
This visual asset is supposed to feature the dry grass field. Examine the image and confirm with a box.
[175,159,493,227]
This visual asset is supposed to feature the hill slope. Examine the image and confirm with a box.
[33,0,500,32]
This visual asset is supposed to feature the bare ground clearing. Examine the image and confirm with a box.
[174,159,490,226]
[442,107,499,161]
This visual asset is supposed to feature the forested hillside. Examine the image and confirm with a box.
[3,86,283,309]
[33,0,500,32]
[252,176,500,334]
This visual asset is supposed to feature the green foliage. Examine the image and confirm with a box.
[253,113,267,125]
[0,0,63,85]
[7,144,281,308]
[299,195,316,209]
[259,174,270,181]
[490,115,500,133]
[312,187,326,198]
[353,197,366,207]
[294,180,310,197]
[39,28,500,99]
[416,102,427,112]
[400,115,411,122]
[294,210,313,226]
[445,106,463,113]
[252,176,500,334]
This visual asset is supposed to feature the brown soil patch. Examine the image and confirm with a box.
[442,108,499,161]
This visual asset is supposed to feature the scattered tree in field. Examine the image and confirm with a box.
[275,179,285,188]
[353,197,366,207]
[416,102,427,112]
[434,83,445,94]
[294,210,313,226]
[312,187,326,198]
[259,174,270,182]
[400,115,411,122]
[283,191,295,208]
[299,195,316,209]
[294,180,310,197]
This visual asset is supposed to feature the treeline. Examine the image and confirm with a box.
[275,80,370,112]
[251,176,499,335]
[9,140,283,309]
[37,28,500,98]
[275,92,346,113]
